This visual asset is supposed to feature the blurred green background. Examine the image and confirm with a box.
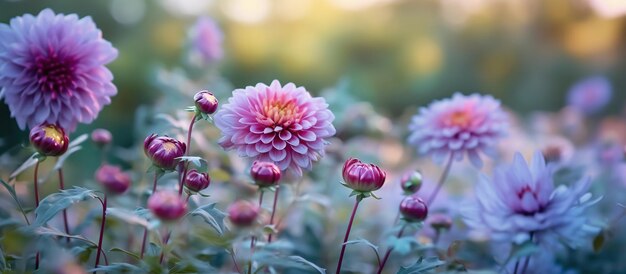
[2,0,626,149]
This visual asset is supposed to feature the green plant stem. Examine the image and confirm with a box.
[335,197,361,274]
[377,224,407,274]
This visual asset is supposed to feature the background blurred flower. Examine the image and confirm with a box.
[95,164,131,195]
[187,16,223,64]
[148,191,187,221]
[91,128,112,147]
[0,9,118,131]
[462,151,600,248]
[407,93,508,168]
[567,76,612,115]
[227,200,259,227]
[215,80,336,176]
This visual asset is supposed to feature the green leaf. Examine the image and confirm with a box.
[110,247,141,260]
[190,203,227,235]
[107,207,159,230]
[33,187,98,227]
[0,179,30,225]
[35,226,98,247]
[0,245,6,271]
[176,156,207,170]
[9,153,39,179]
[343,238,380,265]
[253,251,326,273]
[90,263,146,273]
[397,257,445,274]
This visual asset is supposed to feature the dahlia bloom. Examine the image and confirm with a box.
[188,16,223,64]
[567,76,612,114]
[214,80,336,176]
[0,9,118,131]
[407,93,507,168]
[462,151,600,248]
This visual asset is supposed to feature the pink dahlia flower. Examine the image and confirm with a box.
[567,76,612,115]
[215,80,336,176]
[407,93,507,168]
[188,16,223,64]
[0,9,118,132]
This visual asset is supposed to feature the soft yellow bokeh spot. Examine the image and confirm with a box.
[404,37,443,76]
[562,19,621,58]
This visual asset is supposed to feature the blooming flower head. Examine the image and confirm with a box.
[462,151,600,248]
[342,158,386,193]
[188,16,223,64]
[143,134,186,171]
[567,76,612,114]
[0,9,118,132]
[408,93,508,168]
[214,80,336,176]
[30,123,69,157]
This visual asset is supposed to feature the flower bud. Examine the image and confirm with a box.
[194,90,219,115]
[400,170,423,194]
[399,196,428,222]
[29,124,69,157]
[148,191,188,221]
[54,261,86,274]
[429,213,452,231]
[251,161,281,188]
[184,169,210,192]
[95,164,131,195]
[227,200,259,227]
[144,134,186,171]
[91,128,112,147]
[342,158,386,192]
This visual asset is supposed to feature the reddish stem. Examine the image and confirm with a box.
[377,224,407,274]
[335,197,361,274]
[159,231,172,264]
[267,187,280,242]
[58,168,71,243]
[94,195,108,270]
[179,114,197,196]
[33,160,40,270]
[248,191,265,274]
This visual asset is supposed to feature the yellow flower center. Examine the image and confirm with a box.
[448,110,471,127]
[162,142,177,152]
[43,125,64,143]
[202,93,217,104]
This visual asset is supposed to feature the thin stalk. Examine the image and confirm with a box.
[58,168,71,243]
[230,250,242,274]
[267,187,280,242]
[426,153,454,206]
[515,233,534,274]
[33,160,40,270]
[335,197,361,274]
[94,194,108,271]
[248,191,264,274]
[179,114,197,196]
[377,224,407,274]
[159,231,172,264]
[140,173,159,259]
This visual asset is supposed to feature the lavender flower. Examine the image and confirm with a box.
[567,76,612,114]
[214,80,336,176]
[188,16,223,64]
[0,9,118,131]
[407,93,508,168]
[462,151,600,248]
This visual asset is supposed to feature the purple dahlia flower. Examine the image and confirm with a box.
[0,9,118,132]
[214,80,336,176]
[408,93,507,168]
[462,151,600,249]
[567,76,611,115]
[188,16,223,64]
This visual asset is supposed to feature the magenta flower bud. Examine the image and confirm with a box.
[184,169,210,192]
[29,124,69,157]
[251,161,281,188]
[91,128,112,147]
[342,158,386,192]
[143,134,186,171]
[399,196,428,222]
[148,191,188,221]
[194,90,219,115]
[400,170,423,194]
[227,200,259,227]
[429,213,452,231]
[95,164,131,195]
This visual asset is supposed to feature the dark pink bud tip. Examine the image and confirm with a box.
[143,134,186,171]
[399,195,428,222]
[91,128,112,146]
[341,157,386,192]
[148,191,188,221]
[429,213,452,230]
[194,90,219,115]
[185,169,210,192]
[29,123,69,157]
[95,164,131,195]
[251,161,281,187]
[227,200,259,227]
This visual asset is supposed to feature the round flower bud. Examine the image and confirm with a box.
[342,158,386,192]
[227,200,259,227]
[251,161,281,188]
[29,124,69,157]
[184,169,210,192]
[54,262,86,274]
[400,170,423,194]
[143,134,186,171]
[194,90,219,115]
[95,164,131,195]
[148,191,188,221]
[429,213,452,231]
[399,196,428,222]
[91,128,112,147]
